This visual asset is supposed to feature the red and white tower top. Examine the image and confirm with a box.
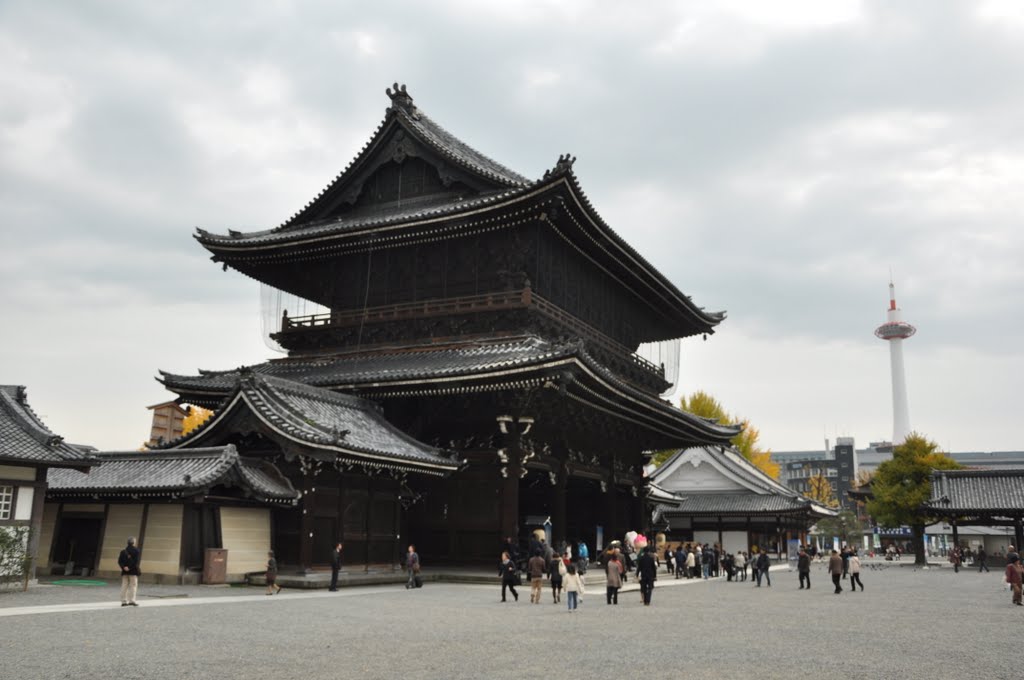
[874,281,916,340]
[875,280,915,445]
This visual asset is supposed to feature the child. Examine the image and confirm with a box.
[266,550,281,595]
[563,564,585,612]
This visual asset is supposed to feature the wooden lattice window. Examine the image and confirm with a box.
[0,486,12,520]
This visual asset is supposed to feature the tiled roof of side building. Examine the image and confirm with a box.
[46,445,298,503]
[155,373,463,475]
[669,494,820,516]
[0,385,92,467]
[928,469,1024,513]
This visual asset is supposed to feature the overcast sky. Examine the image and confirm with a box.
[2,0,1022,454]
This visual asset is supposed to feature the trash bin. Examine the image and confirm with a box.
[203,548,228,584]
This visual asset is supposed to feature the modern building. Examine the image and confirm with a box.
[775,437,858,510]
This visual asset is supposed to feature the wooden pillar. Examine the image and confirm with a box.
[364,481,373,572]
[1014,516,1023,551]
[498,416,525,544]
[550,467,568,549]
[604,479,618,542]
[717,517,724,552]
[631,486,646,534]
[299,475,314,573]
[951,519,959,551]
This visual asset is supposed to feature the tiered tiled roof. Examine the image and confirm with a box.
[193,85,726,337]
[155,373,462,476]
[158,336,741,446]
[649,446,837,518]
[928,469,1024,514]
[0,385,93,467]
[46,445,298,503]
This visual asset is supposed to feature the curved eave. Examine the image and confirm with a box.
[556,171,725,333]
[195,170,725,339]
[193,180,544,252]
[159,346,739,448]
[159,385,459,476]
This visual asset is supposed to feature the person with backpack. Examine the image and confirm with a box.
[549,551,566,603]
[577,539,589,575]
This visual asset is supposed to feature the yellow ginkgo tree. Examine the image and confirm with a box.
[651,391,780,480]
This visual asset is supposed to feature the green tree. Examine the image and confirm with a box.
[866,433,961,565]
[813,510,865,547]
[651,391,779,479]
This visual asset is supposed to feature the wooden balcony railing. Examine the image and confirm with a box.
[280,288,665,381]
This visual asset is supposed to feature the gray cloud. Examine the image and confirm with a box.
[1,0,1021,451]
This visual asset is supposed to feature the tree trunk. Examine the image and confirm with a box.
[912,523,927,565]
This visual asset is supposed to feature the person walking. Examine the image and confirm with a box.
[636,546,658,606]
[605,552,623,604]
[977,546,990,573]
[756,550,771,587]
[577,539,589,575]
[564,563,585,612]
[797,546,811,590]
[849,552,864,591]
[735,551,747,582]
[528,551,547,604]
[950,547,962,573]
[405,544,420,589]
[265,550,281,596]
[549,551,566,603]
[828,549,844,594]
[499,550,519,602]
[841,547,850,580]
[329,542,343,592]
[118,537,141,606]
[1005,554,1023,606]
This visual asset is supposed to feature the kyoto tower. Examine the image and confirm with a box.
[874,280,916,445]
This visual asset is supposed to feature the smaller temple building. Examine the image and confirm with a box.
[649,446,836,556]
[926,468,1024,554]
[0,385,94,581]
[41,446,297,582]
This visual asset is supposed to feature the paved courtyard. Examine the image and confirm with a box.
[0,561,1017,680]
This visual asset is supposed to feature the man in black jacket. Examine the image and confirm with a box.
[797,546,811,589]
[636,546,658,606]
[329,542,343,591]
[118,537,141,607]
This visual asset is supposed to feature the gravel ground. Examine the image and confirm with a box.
[0,561,1017,680]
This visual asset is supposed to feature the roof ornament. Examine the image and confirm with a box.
[386,82,419,119]
[542,153,576,180]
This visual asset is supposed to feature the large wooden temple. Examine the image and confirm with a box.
[156,84,741,572]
